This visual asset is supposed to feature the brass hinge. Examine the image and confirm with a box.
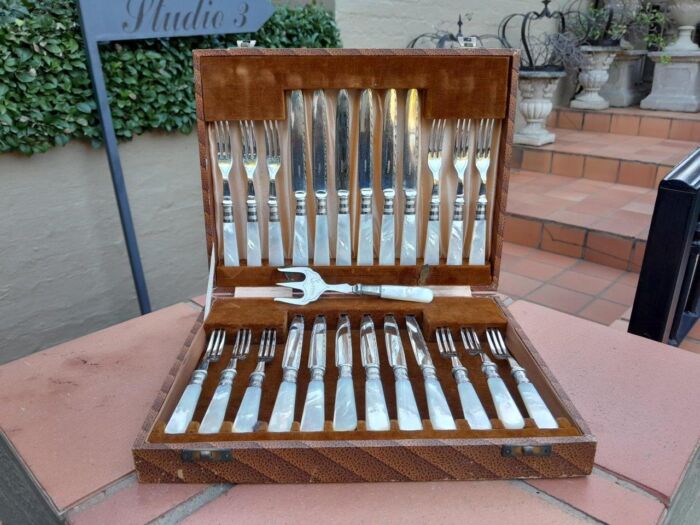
[181,449,233,462]
[501,444,552,457]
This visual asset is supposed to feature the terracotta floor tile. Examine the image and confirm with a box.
[582,112,611,133]
[540,223,585,258]
[527,247,579,269]
[586,232,634,264]
[510,301,700,502]
[0,303,200,510]
[552,270,612,296]
[544,188,588,202]
[582,156,619,183]
[183,481,590,525]
[685,319,700,340]
[520,149,552,173]
[499,271,543,299]
[525,284,593,314]
[570,260,625,281]
[551,153,584,177]
[617,271,639,287]
[609,114,641,136]
[601,282,637,306]
[638,117,671,138]
[509,259,564,282]
[530,473,664,525]
[591,218,646,238]
[547,210,599,228]
[557,109,584,130]
[679,337,700,355]
[566,200,614,218]
[621,200,654,215]
[617,161,657,188]
[502,241,536,258]
[578,299,630,325]
[669,119,695,141]
[503,216,542,247]
[609,319,630,332]
[69,483,206,525]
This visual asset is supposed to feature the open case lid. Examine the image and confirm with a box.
[192,48,519,295]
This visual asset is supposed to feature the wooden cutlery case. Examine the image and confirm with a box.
[132,48,596,483]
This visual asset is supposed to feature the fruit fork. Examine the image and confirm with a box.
[165,329,225,434]
[199,329,252,434]
[436,327,491,429]
[213,122,239,266]
[486,328,558,429]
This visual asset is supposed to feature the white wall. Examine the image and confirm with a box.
[0,132,207,364]
[335,0,571,49]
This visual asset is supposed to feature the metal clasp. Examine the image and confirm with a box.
[237,40,256,48]
[501,444,552,457]
[181,449,233,462]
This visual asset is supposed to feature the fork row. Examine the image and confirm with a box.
[211,88,501,268]
[164,317,558,435]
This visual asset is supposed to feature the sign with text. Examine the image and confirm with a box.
[79,0,274,42]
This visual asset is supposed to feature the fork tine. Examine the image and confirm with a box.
[445,328,457,355]
[268,330,277,358]
[274,297,307,306]
[429,120,436,153]
[263,120,271,156]
[239,121,246,156]
[232,329,242,356]
[438,119,446,152]
[486,328,498,355]
[248,121,257,157]
[223,121,230,159]
[494,328,507,354]
[275,281,302,290]
[436,328,445,356]
[273,120,280,156]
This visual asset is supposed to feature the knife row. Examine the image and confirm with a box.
[212,88,500,268]
[164,316,558,435]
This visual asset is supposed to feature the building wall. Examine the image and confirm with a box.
[0,132,207,364]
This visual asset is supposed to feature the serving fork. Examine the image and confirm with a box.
[435,327,491,429]
[240,120,262,266]
[213,122,239,266]
[468,118,495,265]
[460,327,524,429]
[232,329,277,433]
[446,119,471,265]
[165,329,225,434]
[264,120,284,266]
[424,119,446,265]
[486,328,558,429]
[199,329,252,434]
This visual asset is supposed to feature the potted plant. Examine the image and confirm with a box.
[498,1,582,145]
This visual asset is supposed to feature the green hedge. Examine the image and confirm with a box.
[0,1,341,155]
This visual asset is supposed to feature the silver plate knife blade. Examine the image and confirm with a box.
[405,316,456,430]
[289,90,309,266]
[385,315,422,431]
[300,315,326,432]
[335,89,352,266]
[356,89,375,266]
[379,89,398,266]
[400,89,420,266]
[312,90,330,265]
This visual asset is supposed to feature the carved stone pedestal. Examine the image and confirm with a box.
[514,70,566,146]
[600,50,649,107]
[641,51,700,112]
[571,46,619,110]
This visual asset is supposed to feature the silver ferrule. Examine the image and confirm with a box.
[383,189,395,215]
[475,197,487,221]
[393,367,409,380]
[310,368,324,381]
[360,189,372,214]
[365,365,381,380]
[338,363,352,377]
[316,191,328,215]
[246,195,257,222]
[482,360,500,379]
[428,200,440,221]
[268,181,279,222]
[218,369,237,387]
[282,369,298,383]
[248,361,266,387]
[190,369,207,385]
[295,191,307,216]
[404,190,417,215]
[510,362,529,385]
[337,190,350,214]
[353,284,381,296]
[421,365,438,380]
[222,198,234,223]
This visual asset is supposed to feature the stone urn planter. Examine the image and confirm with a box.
[571,46,620,110]
[600,49,650,107]
[667,0,700,51]
[514,69,566,146]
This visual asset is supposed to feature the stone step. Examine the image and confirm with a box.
[513,128,697,189]
[503,170,651,272]
[549,106,700,141]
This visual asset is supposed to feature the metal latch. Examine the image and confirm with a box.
[181,449,233,462]
[501,445,552,457]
